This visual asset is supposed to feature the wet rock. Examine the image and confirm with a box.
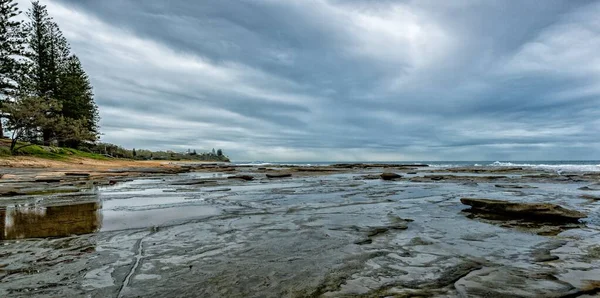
[428,175,445,181]
[407,237,434,246]
[266,173,292,179]
[585,246,600,260]
[387,215,414,223]
[353,223,408,236]
[171,179,219,186]
[354,238,373,245]
[408,175,509,183]
[533,253,559,262]
[534,224,579,236]
[455,267,577,297]
[522,173,558,179]
[379,260,483,293]
[294,167,340,172]
[205,188,232,193]
[0,187,23,196]
[380,172,402,180]
[532,241,566,262]
[460,233,496,242]
[331,163,428,169]
[227,175,254,181]
[358,174,380,180]
[22,187,80,196]
[460,198,586,222]
[580,194,600,201]
[330,163,360,169]
[64,172,91,177]
[579,184,600,191]
[495,184,537,189]
[35,178,62,183]
[346,222,409,245]
[366,227,391,237]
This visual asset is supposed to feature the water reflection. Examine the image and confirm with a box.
[0,202,102,240]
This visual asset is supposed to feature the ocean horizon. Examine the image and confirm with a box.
[232,160,600,172]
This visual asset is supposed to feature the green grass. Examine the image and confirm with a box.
[58,147,109,160]
[0,141,109,161]
[0,139,229,162]
[0,146,11,157]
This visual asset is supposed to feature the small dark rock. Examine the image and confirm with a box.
[64,172,91,177]
[228,175,254,181]
[366,227,390,237]
[380,172,402,180]
[206,188,232,192]
[266,173,292,179]
[461,198,586,222]
[495,184,537,189]
[35,178,62,183]
[354,238,373,245]
[171,179,218,186]
[0,188,23,197]
[533,254,559,262]
[581,194,600,201]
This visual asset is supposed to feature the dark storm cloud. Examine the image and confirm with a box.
[28,0,600,160]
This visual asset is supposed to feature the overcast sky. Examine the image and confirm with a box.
[23,0,600,161]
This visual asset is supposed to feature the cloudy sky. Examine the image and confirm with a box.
[23,0,600,161]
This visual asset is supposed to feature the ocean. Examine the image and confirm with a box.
[232,160,600,172]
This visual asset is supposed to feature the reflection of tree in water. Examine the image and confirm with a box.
[1,202,102,240]
[0,207,5,240]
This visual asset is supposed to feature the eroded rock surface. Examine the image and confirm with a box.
[380,172,402,180]
[461,198,586,222]
[0,165,599,297]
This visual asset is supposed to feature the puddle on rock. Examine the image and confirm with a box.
[0,202,101,240]
[1,181,224,238]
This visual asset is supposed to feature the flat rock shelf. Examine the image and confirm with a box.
[0,164,599,297]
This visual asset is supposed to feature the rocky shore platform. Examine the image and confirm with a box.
[1,162,599,297]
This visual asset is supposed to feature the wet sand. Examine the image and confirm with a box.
[0,163,599,297]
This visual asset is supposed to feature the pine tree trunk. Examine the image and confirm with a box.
[43,129,50,146]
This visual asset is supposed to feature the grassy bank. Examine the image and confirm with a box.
[0,139,108,161]
[0,138,230,163]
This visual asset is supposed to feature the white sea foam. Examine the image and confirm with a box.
[234,162,273,166]
[488,161,600,172]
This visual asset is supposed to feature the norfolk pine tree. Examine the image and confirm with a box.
[0,0,25,137]
[21,1,98,146]
[57,55,99,147]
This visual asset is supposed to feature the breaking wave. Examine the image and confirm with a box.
[487,161,600,172]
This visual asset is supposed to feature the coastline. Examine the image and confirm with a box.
[0,156,227,170]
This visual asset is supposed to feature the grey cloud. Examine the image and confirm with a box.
[32,0,600,161]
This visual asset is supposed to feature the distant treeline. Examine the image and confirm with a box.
[83,143,230,162]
